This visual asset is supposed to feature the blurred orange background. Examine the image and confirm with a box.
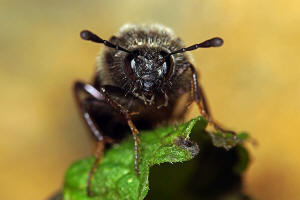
[1,0,300,199]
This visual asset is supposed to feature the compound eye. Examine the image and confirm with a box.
[124,55,136,80]
[162,55,174,79]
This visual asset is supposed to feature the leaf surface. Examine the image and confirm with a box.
[63,117,248,200]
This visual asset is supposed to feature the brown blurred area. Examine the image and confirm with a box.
[0,0,299,199]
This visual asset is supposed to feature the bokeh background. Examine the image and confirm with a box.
[1,0,299,199]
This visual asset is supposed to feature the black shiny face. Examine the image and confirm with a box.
[81,27,224,107]
[124,48,174,98]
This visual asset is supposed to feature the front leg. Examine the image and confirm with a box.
[74,81,141,195]
[74,82,106,196]
[188,64,236,134]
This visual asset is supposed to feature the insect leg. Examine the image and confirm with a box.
[99,87,141,175]
[74,83,108,196]
[86,139,104,196]
[74,81,141,175]
[189,64,236,134]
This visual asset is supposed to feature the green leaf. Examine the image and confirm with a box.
[63,116,249,200]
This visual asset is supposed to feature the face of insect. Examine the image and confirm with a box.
[124,48,173,102]
[80,25,223,107]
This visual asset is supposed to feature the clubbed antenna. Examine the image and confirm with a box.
[80,30,132,54]
[168,37,224,56]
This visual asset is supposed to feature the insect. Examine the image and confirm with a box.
[74,24,235,196]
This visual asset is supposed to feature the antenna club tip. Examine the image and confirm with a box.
[211,37,224,47]
[80,30,92,40]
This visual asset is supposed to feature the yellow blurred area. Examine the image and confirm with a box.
[1,0,300,199]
